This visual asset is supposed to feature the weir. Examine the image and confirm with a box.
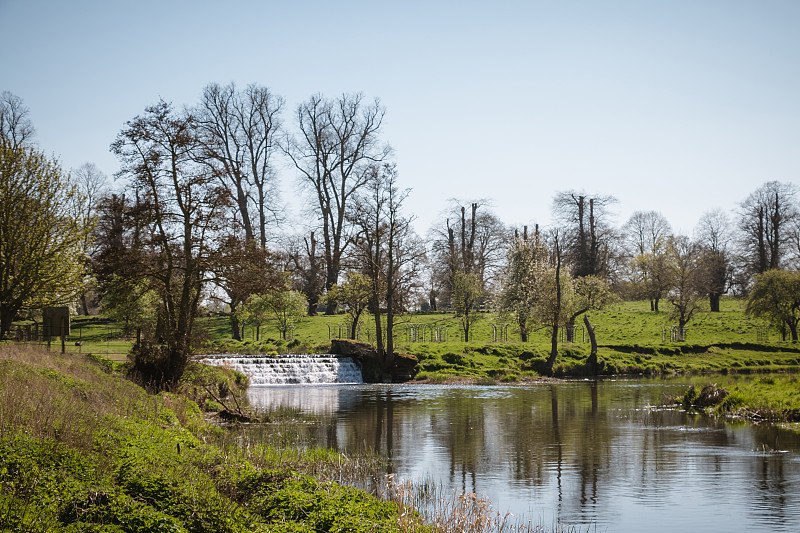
[197,354,363,385]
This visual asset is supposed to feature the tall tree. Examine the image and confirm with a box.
[111,100,227,386]
[285,93,391,313]
[196,82,284,248]
[665,235,705,335]
[695,208,732,312]
[71,162,109,315]
[738,181,798,278]
[623,210,673,311]
[348,163,423,372]
[500,226,549,343]
[0,144,89,337]
[428,201,507,308]
[553,191,617,279]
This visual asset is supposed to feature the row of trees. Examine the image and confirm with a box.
[3,86,800,385]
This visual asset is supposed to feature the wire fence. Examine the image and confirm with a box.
[11,323,132,359]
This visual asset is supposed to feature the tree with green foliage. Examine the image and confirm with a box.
[262,288,308,340]
[452,272,483,342]
[210,235,281,340]
[239,292,272,341]
[746,269,800,341]
[0,143,90,337]
[325,271,371,340]
[565,274,614,342]
[500,227,549,342]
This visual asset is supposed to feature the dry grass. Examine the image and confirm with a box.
[378,474,580,533]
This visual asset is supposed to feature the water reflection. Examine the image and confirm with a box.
[247,381,800,532]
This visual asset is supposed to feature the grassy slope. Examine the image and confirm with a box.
[0,346,417,532]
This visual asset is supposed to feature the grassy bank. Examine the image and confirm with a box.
[674,374,800,427]
[1,346,559,532]
[0,345,423,532]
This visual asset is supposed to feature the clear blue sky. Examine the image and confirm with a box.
[2,0,798,236]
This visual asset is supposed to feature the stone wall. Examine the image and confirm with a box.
[329,339,419,383]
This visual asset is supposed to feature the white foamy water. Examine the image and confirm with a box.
[197,354,363,385]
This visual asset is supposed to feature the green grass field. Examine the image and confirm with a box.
[5,297,798,377]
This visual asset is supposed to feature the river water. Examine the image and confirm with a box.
[247,379,800,532]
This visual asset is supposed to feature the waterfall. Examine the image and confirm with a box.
[197,354,363,385]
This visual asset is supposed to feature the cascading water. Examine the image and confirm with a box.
[197,354,364,385]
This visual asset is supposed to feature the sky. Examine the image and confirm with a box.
[2,0,798,238]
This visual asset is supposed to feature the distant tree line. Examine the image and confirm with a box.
[2,87,800,384]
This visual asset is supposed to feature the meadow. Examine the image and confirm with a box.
[197,297,800,381]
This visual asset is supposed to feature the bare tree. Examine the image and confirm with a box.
[348,163,424,373]
[428,201,508,308]
[666,235,705,334]
[285,93,391,313]
[738,181,798,279]
[283,231,326,315]
[622,210,673,311]
[0,91,35,150]
[553,191,617,279]
[197,82,284,248]
[71,162,109,315]
[695,208,732,312]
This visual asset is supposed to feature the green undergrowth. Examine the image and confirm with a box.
[0,345,425,532]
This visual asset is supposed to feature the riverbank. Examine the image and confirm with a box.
[673,373,800,430]
[0,346,422,532]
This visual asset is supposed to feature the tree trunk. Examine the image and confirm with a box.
[546,240,562,375]
[653,298,660,312]
[790,321,798,342]
[229,302,242,341]
[80,292,90,316]
[584,314,598,375]
[709,293,721,313]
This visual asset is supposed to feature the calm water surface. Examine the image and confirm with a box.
[247,379,800,532]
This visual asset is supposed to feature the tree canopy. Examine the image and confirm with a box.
[0,143,89,337]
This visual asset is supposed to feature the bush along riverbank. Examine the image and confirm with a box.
[0,345,428,532]
[673,374,800,428]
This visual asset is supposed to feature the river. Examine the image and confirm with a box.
[247,378,800,532]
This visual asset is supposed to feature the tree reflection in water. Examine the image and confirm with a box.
[246,380,800,533]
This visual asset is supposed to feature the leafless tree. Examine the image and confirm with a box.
[196,82,284,249]
[738,181,798,280]
[348,163,424,372]
[282,231,327,315]
[552,191,617,279]
[427,200,508,308]
[285,93,391,313]
[695,208,733,311]
[622,210,673,311]
[71,162,109,315]
[0,91,35,150]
